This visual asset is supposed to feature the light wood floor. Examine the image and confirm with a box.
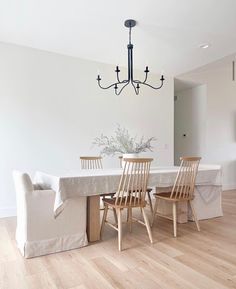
[0,191,236,289]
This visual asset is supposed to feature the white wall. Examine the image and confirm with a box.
[0,42,174,217]
[177,62,236,190]
[174,85,207,164]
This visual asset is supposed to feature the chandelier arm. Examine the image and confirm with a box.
[97,81,118,90]
[143,72,148,83]
[115,66,124,83]
[115,81,130,95]
[133,75,148,84]
[116,71,121,83]
[132,70,149,84]
[120,79,129,84]
[97,80,128,90]
[140,80,165,90]
[131,81,139,95]
[116,73,129,84]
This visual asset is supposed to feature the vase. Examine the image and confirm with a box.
[122,153,139,168]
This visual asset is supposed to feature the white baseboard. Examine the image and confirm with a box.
[0,207,16,218]
[222,184,236,191]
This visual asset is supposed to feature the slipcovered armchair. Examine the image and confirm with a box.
[13,171,88,258]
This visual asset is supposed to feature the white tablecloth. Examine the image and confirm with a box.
[34,165,223,219]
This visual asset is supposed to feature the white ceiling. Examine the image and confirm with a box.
[1,0,236,76]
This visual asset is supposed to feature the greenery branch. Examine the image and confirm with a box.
[93,125,156,156]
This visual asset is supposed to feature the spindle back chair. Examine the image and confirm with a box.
[80,156,103,170]
[118,155,154,212]
[101,158,153,251]
[151,157,201,237]
[80,156,115,211]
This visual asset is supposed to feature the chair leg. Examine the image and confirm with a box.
[117,208,122,251]
[100,204,109,238]
[99,196,105,211]
[151,198,158,227]
[127,207,129,222]
[113,208,118,225]
[141,208,153,244]
[147,191,153,213]
[189,201,200,231]
[172,202,177,237]
[128,207,132,232]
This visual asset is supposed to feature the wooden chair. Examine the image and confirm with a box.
[80,156,103,169]
[100,158,153,251]
[80,156,115,208]
[118,156,154,213]
[151,157,201,237]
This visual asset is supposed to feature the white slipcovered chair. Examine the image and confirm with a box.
[13,171,88,258]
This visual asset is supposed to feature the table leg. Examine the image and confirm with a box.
[87,195,100,242]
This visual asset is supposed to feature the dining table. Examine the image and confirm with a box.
[34,164,223,242]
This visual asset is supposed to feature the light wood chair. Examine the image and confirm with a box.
[80,156,115,208]
[118,156,153,213]
[151,156,201,237]
[80,156,103,169]
[100,158,153,251]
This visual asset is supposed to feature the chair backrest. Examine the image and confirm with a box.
[171,157,201,199]
[13,171,33,196]
[80,156,103,169]
[115,158,153,206]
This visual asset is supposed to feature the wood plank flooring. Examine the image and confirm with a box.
[0,190,236,289]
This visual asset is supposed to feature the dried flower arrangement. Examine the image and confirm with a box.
[93,125,156,156]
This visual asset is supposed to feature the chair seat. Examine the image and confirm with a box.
[153,192,194,202]
[104,197,146,208]
[100,192,116,198]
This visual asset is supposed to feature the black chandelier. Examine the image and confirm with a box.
[96,19,165,95]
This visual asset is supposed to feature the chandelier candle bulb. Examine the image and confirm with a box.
[144,66,149,73]
[115,66,120,72]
